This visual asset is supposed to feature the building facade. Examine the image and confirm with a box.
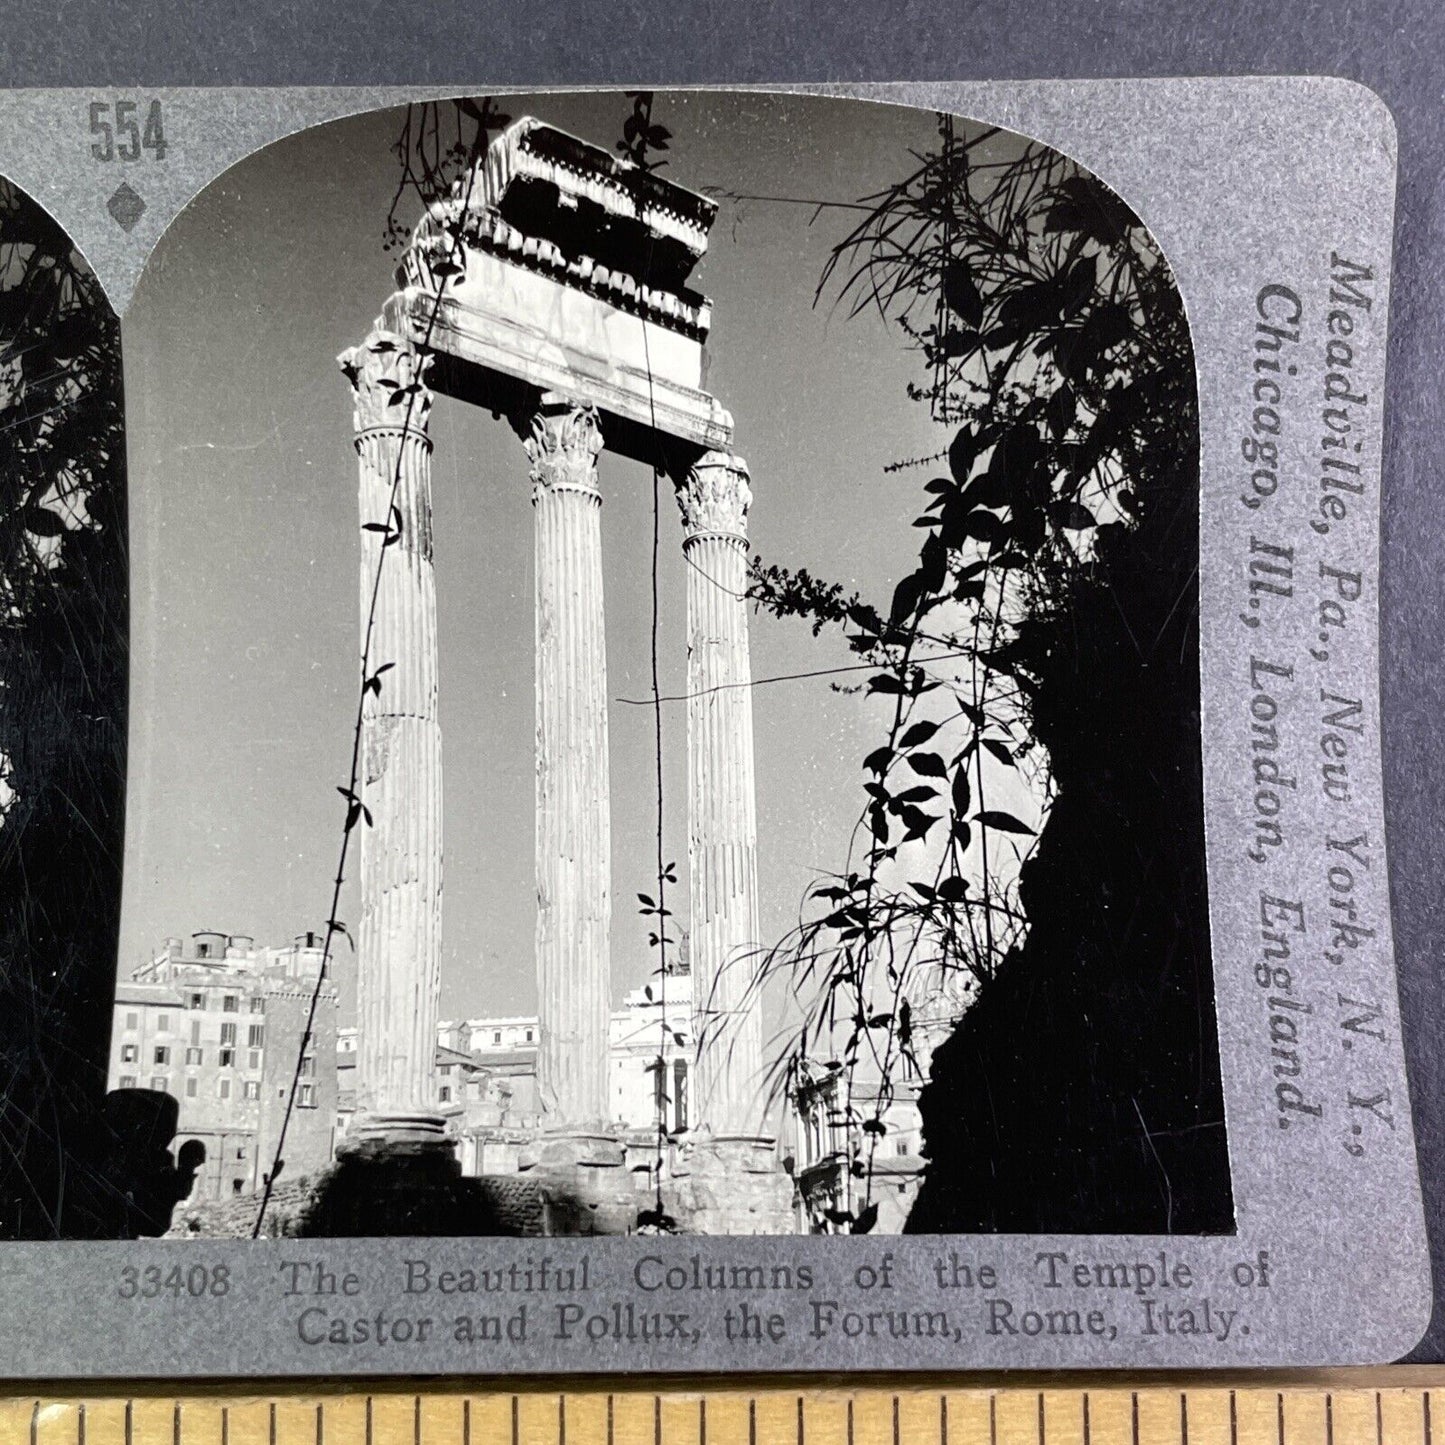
[107,932,339,1202]
[336,966,696,1176]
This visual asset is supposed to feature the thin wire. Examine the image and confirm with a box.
[615,648,975,706]
[633,113,672,1211]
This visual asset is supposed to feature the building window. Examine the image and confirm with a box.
[243,1081,259,1100]
[218,1078,231,1100]
[185,1078,198,1099]
[156,1014,169,1033]
[185,1047,203,1065]
[222,995,238,1013]
[118,1075,136,1089]
[150,1077,167,1093]
[188,992,204,1010]
[190,1020,202,1045]
[120,1043,137,1063]
[673,1059,688,1134]
[124,1011,138,1030]
[298,1084,316,1109]
[249,997,265,1014]
[153,1046,169,1065]
[439,1087,451,1103]
[219,1048,234,1067]
[440,1063,451,1078]
[493,1031,502,1045]
[232,1179,244,1195]
[247,1024,265,1048]
[236,1145,246,1160]
[247,1050,261,1070]
[896,1139,908,1157]
[525,1029,534,1043]
[300,1055,315,1078]
[219,1022,236,1045]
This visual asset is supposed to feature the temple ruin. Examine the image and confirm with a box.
[336,118,790,1233]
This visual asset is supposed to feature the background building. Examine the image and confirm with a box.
[106,931,339,1201]
[336,964,695,1177]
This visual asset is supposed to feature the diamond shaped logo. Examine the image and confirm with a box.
[106,182,146,234]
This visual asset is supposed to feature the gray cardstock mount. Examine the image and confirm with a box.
[0,79,1425,1374]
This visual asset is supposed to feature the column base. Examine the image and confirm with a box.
[517,1128,637,1236]
[669,1133,796,1235]
[341,1110,452,1152]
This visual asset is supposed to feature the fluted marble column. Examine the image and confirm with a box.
[677,451,765,1139]
[339,328,445,1141]
[524,395,611,1132]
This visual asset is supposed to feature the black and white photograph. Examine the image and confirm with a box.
[0,88,1237,1245]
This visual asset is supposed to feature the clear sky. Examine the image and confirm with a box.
[118,90,1020,1023]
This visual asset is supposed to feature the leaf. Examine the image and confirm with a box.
[1046,384,1076,439]
[909,752,947,779]
[899,719,939,748]
[866,673,906,696]
[936,875,970,902]
[974,809,1035,835]
[824,1207,854,1226]
[958,509,1006,546]
[21,507,65,536]
[938,326,981,359]
[898,805,937,842]
[1060,255,1097,316]
[942,259,984,328]
[889,570,926,625]
[863,745,893,775]
[637,893,656,909]
[893,785,937,805]
[948,426,978,483]
[851,1203,879,1235]
[951,767,972,818]
[1044,174,1137,248]
[981,737,1017,768]
[861,1117,888,1136]
[1053,500,1096,530]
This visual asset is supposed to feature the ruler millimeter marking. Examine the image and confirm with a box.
[4,1384,1444,1445]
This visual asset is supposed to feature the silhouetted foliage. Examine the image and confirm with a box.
[0,177,132,1237]
[747,120,1232,1232]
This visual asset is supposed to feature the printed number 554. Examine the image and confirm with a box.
[90,100,167,162]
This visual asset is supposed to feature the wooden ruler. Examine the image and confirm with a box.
[4,1376,1445,1445]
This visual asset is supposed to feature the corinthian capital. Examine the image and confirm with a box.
[523,397,604,500]
[678,452,751,541]
[338,328,434,435]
